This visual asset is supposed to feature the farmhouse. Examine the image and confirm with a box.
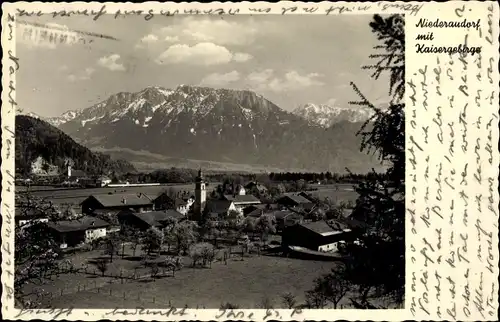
[277,194,315,212]
[90,209,122,233]
[15,208,49,227]
[273,210,303,232]
[81,193,154,215]
[174,197,194,216]
[244,181,269,194]
[153,192,175,210]
[48,216,110,248]
[204,199,237,219]
[153,192,195,215]
[223,194,261,213]
[243,204,266,216]
[282,220,353,253]
[118,209,184,231]
[245,207,265,218]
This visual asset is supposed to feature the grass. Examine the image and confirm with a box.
[44,255,336,309]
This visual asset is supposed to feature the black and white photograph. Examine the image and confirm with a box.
[12,11,405,310]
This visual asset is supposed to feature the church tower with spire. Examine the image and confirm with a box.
[194,168,206,219]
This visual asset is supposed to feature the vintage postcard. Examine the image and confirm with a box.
[1,1,499,321]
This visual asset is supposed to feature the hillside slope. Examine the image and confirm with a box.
[15,115,136,175]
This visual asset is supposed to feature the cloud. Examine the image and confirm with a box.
[156,43,252,66]
[164,35,179,42]
[245,70,324,92]
[135,34,160,49]
[200,71,241,87]
[233,53,253,62]
[141,34,159,43]
[97,54,126,71]
[165,16,262,46]
[136,16,271,51]
[67,67,95,82]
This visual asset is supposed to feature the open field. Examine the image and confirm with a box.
[16,183,359,207]
[43,255,336,309]
[16,183,220,206]
[92,146,308,173]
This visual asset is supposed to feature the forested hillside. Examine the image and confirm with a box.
[15,115,136,176]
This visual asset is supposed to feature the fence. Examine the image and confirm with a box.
[37,272,209,309]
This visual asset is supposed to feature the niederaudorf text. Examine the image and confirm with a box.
[416,18,481,31]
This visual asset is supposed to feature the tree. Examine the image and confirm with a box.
[305,289,327,309]
[150,263,160,279]
[255,214,276,244]
[281,292,297,309]
[14,194,68,308]
[104,237,120,262]
[162,217,178,253]
[120,224,142,257]
[258,296,274,310]
[141,227,163,256]
[172,221,198,255]
[94,259,109,277]
[165,256,183,277]
[339,13,405,307]
[311,267,352,309]
[188,242,215,268]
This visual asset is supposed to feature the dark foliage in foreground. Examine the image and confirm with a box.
[309,14,405,308]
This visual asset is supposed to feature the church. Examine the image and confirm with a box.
[193,169,207,220]
[192,169,261,220]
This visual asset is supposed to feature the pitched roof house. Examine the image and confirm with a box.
[118,209,184,231]
[282,220,355,253]
[204,200,237,219]
[81,193,153,215]
[15,208,49,227]
[277,194,315,212]
[48,216,110,248]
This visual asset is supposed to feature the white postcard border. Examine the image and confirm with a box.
[2,1,499,321]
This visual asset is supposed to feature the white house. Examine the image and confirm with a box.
[48,216,110,248]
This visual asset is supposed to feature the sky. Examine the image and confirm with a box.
[16,14,390,117]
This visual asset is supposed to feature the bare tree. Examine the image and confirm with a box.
[281,292,297,309]
[258,296,274,310]
[104,237,120,262]
[312,267,352,309]
[305,289,327,309]
[150,263,160,279]
[94,259,109,277]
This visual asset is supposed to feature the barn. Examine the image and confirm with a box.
[282,220,354,253]
[81,193,154,215]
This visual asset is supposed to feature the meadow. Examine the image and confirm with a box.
[42,254,336,309]
[17,183,358,207]
[16,183,219,206]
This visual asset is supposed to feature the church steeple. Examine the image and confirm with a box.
[194,168,206,220]
[196,168,204,182]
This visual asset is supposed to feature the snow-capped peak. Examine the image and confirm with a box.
[293,102,374,127]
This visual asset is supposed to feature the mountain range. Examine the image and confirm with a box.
[292,103,374,127]
[24,85,382,173]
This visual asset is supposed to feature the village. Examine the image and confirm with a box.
[11,11,406,312]
[16,166,367,309]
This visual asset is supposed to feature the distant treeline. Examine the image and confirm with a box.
[117,167,383,185]
[268,171,384,183]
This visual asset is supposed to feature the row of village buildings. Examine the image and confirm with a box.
[16,180,364,255]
